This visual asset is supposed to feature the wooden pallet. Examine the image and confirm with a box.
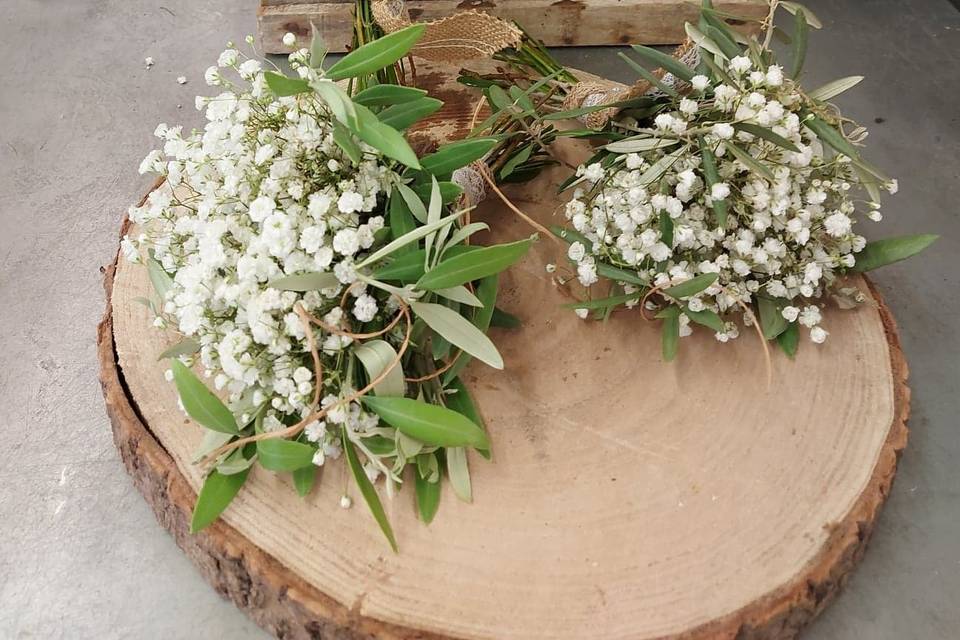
[258,0,768,54]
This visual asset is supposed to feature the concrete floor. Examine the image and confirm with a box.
[1,1,957,638]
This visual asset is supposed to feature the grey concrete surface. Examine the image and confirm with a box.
[1,1,956,638]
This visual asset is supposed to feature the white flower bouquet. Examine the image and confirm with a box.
[125,26,533,549]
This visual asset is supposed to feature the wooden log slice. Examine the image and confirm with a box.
[98,64,910,640]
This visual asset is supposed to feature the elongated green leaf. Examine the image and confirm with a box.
[639,145,687,186]
[356,209,466,268]
[420,138,497,176]
[808,76,864,102]
[343,427,397,552]
[757,297,788,340]
[435,285,483,307]
[490,307,521,329]
[659,306,681,362]
[699,49,736,86]
[411,301,503,369]
[447,447,472,503]
[354,339,405,397]
[685,307,725,332]
[157,338,200,361]
[309,21,327,69]
[780,1,823,28]
[256,439,315,471]
[193,430,234,463]
[791,6,808,78]
[311,79,358,129]
[147,257,173,300]
[378,97,443,131]
[685,22,728,59]
[418,238,532,290]
[700,23,740,59]
[353,103,420,169]
[802,114,861,160]
[777,322,800,358]
[442,276,498,384]
[630,44,696,82]
[424,177,443,262]
[445,222,489,249]
[171,360,238,434]
[444,377,490,459]
[851,234,938,272]
[190,468,250,533]
[726,141,775,180]
[361,396,489,449]
[373,246,479,282]
[353,84,427,107]
[605,136,678,154]
[414,459,441,524]
[733,123,800,153]
[217,448,256,475]
[293,465,317,497]
[388,191,416,253]
[698,136,728,227]
[394,180,428,223]
[332,120,362,165]
[412,181,463,205]
[663,273,718,300]
[264,71,311,97]
[269,271,339,292]
[499,143,533,180]
[326,24,426,80]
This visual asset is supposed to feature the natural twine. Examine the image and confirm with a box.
[372,0,522,62]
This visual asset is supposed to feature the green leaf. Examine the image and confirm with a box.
[659,306,681,362]
[411,301,503,370]
[309,21,327,69]
[332,120,362,165]
[171,360,238,434]
[378,97,443,130]
[268,271,340,292]
[851,234,938,272]
[564,291,643,310]
[780,1,823,28]
[777,322,800,358]
[726,141,775,180]
[446,447,472,503]
[352,103,421,169]
[420,138,498,176]
[700,23,741,59]
[311,79,358,129]
[802,114,861,161]
[216,448,256,475]
[190,468,250,533]
[412,181,463,205]
[373,245,479,282]
[442,275,498,384]
[435,285,483,307]
[354,339,406,397]
[698,136,728,227]
[343,427,397,552]
[355,208,466,269]
[293,465,317,497]
[414,460,441,524]
[256,439,315,471]
[757,297,789,340]
[662,273,718,300]
[639,145,688,186]
[684,22,729,59]
[604,136,678,154]
[353,84,427,107]
[685,307,725,333]
[732,123,801,153]
[808,76,864,102]
[147,257,173,300]
[418,238,532,290]
[490,307,521,329]
[630,44,696,82]
[444,222,490,249]
[790,6,808,78]
[326,24,426,80]
[264,71,311,97]
[157,338,200,361]
[444,378,490,459]
[394,180,428,223]
[499,144,533,180]
[388,190,417,251]
[361,396,490,449]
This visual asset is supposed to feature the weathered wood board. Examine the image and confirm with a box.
[99,63,910,640]
[258,0,768,53]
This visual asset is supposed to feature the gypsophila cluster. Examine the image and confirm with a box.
[125,43,402,479]
[564,53,897,346]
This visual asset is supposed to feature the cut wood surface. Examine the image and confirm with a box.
[258,0,767,53]
[99,63,910,640]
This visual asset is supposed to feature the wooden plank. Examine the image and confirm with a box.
[258,0,767,54]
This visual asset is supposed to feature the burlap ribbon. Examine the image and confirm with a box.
[372,0,522,62]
